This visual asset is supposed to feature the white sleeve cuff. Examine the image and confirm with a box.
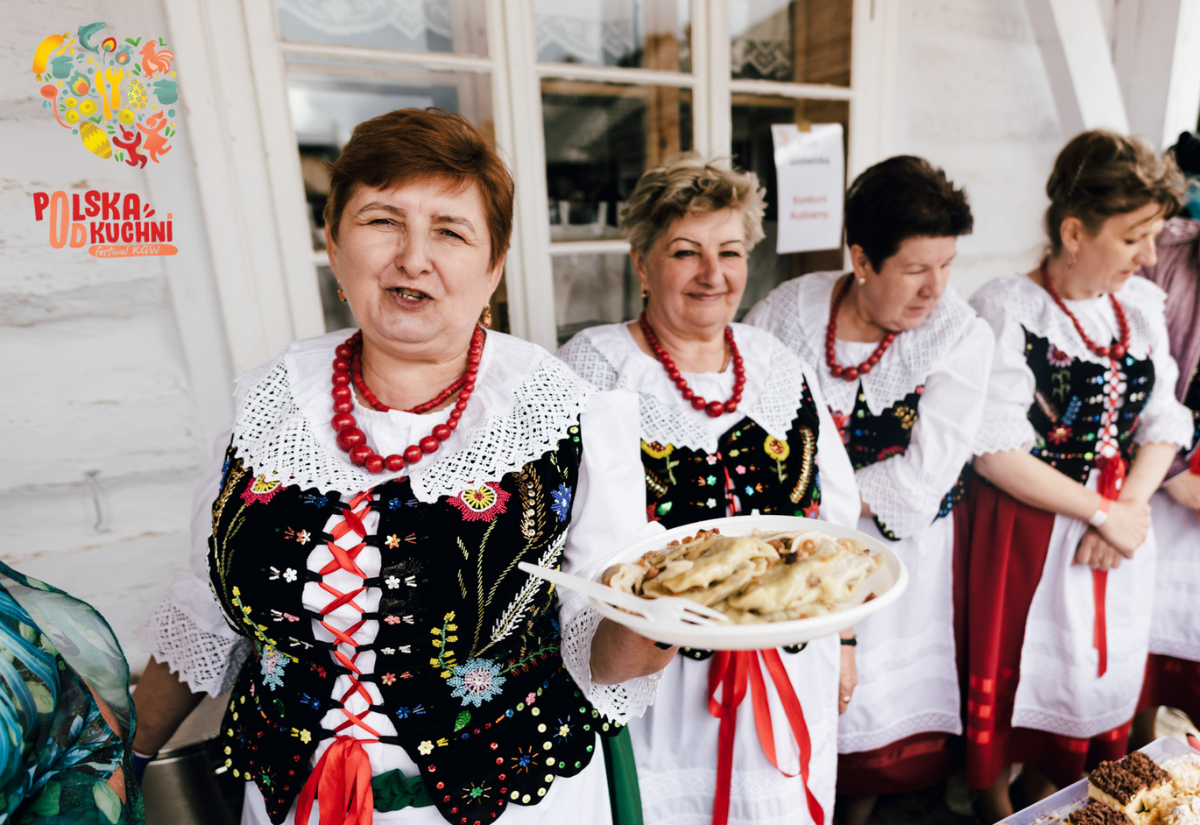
[135,592,251,696]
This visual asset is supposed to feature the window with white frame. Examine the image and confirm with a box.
[268,0,862,350]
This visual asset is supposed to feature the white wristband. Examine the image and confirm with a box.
[1088,498,1112,528]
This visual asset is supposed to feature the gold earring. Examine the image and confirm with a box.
[479,305,493,328]
[1068,251,1076,269]
[641,287,649,299]
[857,277,866,286]
[337,286,347,302]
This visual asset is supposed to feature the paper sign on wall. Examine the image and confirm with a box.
[771,123,844,254]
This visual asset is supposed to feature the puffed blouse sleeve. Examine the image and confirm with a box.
[970,286,1040,457]
[557,388,665,724]
[134,430,253,696]
[1133,284,1195,450]
[855,316,995,538]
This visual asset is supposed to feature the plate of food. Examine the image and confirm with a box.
[593,514,908,650]
[1003,736,1200,825]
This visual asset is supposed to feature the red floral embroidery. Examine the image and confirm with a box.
[447,482,511,522]
[241,475,283,506]
[1047,424,1073,444]
[1047,345,1073,367]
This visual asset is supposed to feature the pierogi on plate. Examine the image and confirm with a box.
[602,527,879,624]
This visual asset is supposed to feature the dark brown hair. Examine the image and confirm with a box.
[844,155,973,272]
[324,108,514,268]
[1045,130,1185,255]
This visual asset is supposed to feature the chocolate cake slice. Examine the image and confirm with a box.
[1068,799,1135,824]
[1119,750,1171,808]
[1088,759,1149,818]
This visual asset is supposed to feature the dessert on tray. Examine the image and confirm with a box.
[1069,799,1134,824]
[602,527,879,624]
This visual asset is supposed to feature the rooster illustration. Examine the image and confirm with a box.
[139,41,174,77]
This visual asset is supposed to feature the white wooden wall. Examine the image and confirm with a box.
[1,0,231,668]
[0,0,1190,674]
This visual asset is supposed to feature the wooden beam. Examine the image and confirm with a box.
[1115,0,1200,149]
[1024,0,1129,135]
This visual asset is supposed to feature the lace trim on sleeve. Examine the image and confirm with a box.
[973,417,1038,457]
[558,598,662,725]
[855,461,945,539]
[1134,401,1195,449]
[135,595,251,696]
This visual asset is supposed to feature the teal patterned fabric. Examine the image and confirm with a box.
[0,560,144,824]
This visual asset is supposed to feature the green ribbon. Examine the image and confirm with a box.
[371,768,434,812]
[602,727,644,825]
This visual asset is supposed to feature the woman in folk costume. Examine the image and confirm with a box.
[1134,211,1200,741]
[966,130,1192,821]
[745,155,990,825]
[558,154,860,825]
[129,108,673,825]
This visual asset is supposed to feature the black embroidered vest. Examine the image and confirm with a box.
[207,426,618,824]
[828,384,966,540]
[1023,331,1155,481]
[639,382,823,659]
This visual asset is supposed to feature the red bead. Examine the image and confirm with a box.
[433,424,452,441]
[332,372,351,386]
[830,365,844,378]
[348,444,372,466]
[447,419,458,430]
[691,396,706,410]
[459,391,472,403]
[668,369,680,381]
[385,454,405,472]
[675,379,688,390]
[365,454,384,473]
[404,445,423,464]
[332,358,350,372]
[844,367,859,381]
[420,435,440,454]
[725,402,738,413]
[331,412,356,430]
[867,355,880,366]
[706,401,725,417]
[332,385,352,401]
[858,363,871,375]
[336,427,366,451]
[335,344,354,359]
[449,409,464,421]
[1111,346,1126,359]
[333,399,354,414]
[681,388,694,401]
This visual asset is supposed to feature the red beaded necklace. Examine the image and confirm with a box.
[330,327,484,474]
[638,313,744,417]
[826,274,896,381]
[1039,259,1130,360]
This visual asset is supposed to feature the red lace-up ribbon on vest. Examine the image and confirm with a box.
[296,489,380,824]
[1093,457,1126,678]
[706,650,824,825]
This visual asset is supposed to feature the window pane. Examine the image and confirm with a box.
[730,0,851,86]
[535,0,690,71]
[553,253,640,346]
[543,81,692,242]
[285,59,507,332]
[278,0,488,56]
[732,96,849,314]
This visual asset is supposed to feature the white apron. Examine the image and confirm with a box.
[1148,488,1200,662]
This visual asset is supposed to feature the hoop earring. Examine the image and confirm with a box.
[337,286,347,302]
[479,305,493,328]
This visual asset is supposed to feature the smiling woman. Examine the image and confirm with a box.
[132,108,674,825]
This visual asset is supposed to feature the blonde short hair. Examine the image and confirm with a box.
[619,153,767,255]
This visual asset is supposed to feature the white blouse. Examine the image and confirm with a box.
[745,270,995,539]
[558,321,861,530]
[970,273,1193,457]
[136,329,662,731]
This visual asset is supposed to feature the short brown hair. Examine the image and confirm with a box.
[620,154,766,255]
[845,155,973,272]
[1045,130,1185,254]
[324,108,514,268]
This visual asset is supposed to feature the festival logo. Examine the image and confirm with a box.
[32,23,179,167]
[32,190,177,258]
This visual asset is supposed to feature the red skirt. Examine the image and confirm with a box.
[965,482,1132,789]
[836,498,974,797]
[1137,654,1200,722]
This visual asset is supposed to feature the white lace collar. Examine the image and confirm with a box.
[229,329,596,502]
[557,322,811,453]
[970,273,1161,365]
[764,270,979,415]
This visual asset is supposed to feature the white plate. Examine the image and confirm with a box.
[590,514,909,650]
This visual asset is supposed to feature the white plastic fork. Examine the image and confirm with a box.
[517,562,729,627]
